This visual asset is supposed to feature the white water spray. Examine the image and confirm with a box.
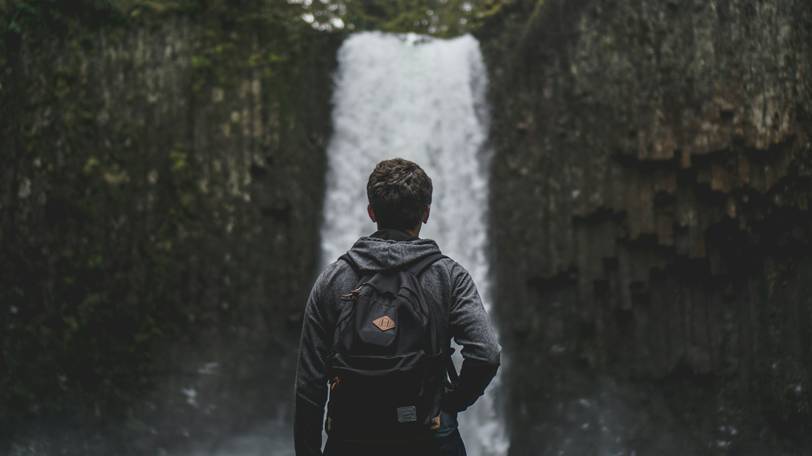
[319,32,507,456]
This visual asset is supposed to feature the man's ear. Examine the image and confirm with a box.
[367,204,377,223]
[422,206,430,224]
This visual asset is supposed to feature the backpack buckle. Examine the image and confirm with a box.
[340,287,362,301]
[330,375,343,392]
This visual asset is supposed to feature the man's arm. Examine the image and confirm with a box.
[294,273,332,456]
[441,263,501,413]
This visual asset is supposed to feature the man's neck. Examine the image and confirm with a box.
[403,226,420,238]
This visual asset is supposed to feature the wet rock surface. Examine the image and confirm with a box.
[2,13,339,455]
[479,1,812,454]
[4,1,812,454]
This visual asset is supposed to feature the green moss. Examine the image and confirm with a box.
[0,0,508,441]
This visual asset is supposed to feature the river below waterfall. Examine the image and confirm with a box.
[319,32,507,456]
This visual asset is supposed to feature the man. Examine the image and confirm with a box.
[294,158,501,456]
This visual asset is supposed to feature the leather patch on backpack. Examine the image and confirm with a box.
[372,316,395,331]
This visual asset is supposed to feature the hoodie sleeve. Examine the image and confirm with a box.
[294,270,333,456]
[441,263,501,413]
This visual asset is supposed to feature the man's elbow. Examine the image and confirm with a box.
[463,345,500,376]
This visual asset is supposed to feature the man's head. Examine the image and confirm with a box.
[366,158,432,233]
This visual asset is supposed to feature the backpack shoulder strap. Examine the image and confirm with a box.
[338,253,371,291]
[408,253,458,382]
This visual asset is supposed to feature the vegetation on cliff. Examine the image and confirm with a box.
[1,0,337,436]
[0,0,505,450]
[482,1,812,453]
[4,0,811,454]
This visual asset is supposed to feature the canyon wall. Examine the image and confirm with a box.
[4,1,812,454]
[479,1,812,454]
[1,7,339,452]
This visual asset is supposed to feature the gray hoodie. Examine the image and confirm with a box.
[294,229,501,455]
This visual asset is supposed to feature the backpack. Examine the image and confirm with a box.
[325,252,452,441]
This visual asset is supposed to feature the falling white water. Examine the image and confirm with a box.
[319,32,507,456]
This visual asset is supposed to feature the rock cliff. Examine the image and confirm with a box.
[479,1,812,454]
[4,1,812,454]
[1,7,339,452]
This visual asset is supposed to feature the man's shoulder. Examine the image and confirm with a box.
[311,257,358,296]
[431,255,468,276]
[313,254,471,290]
[423,255,476,292]
[435,254,461,267]
[317,256,354,279]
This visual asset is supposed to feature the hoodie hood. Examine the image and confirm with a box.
[344,236,442,272]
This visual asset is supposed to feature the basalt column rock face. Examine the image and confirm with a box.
[479,1,812,454]
[1,12,340,453]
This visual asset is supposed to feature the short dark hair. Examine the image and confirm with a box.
[367,158,433,231]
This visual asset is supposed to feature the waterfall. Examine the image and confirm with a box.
[319,32,507,456]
